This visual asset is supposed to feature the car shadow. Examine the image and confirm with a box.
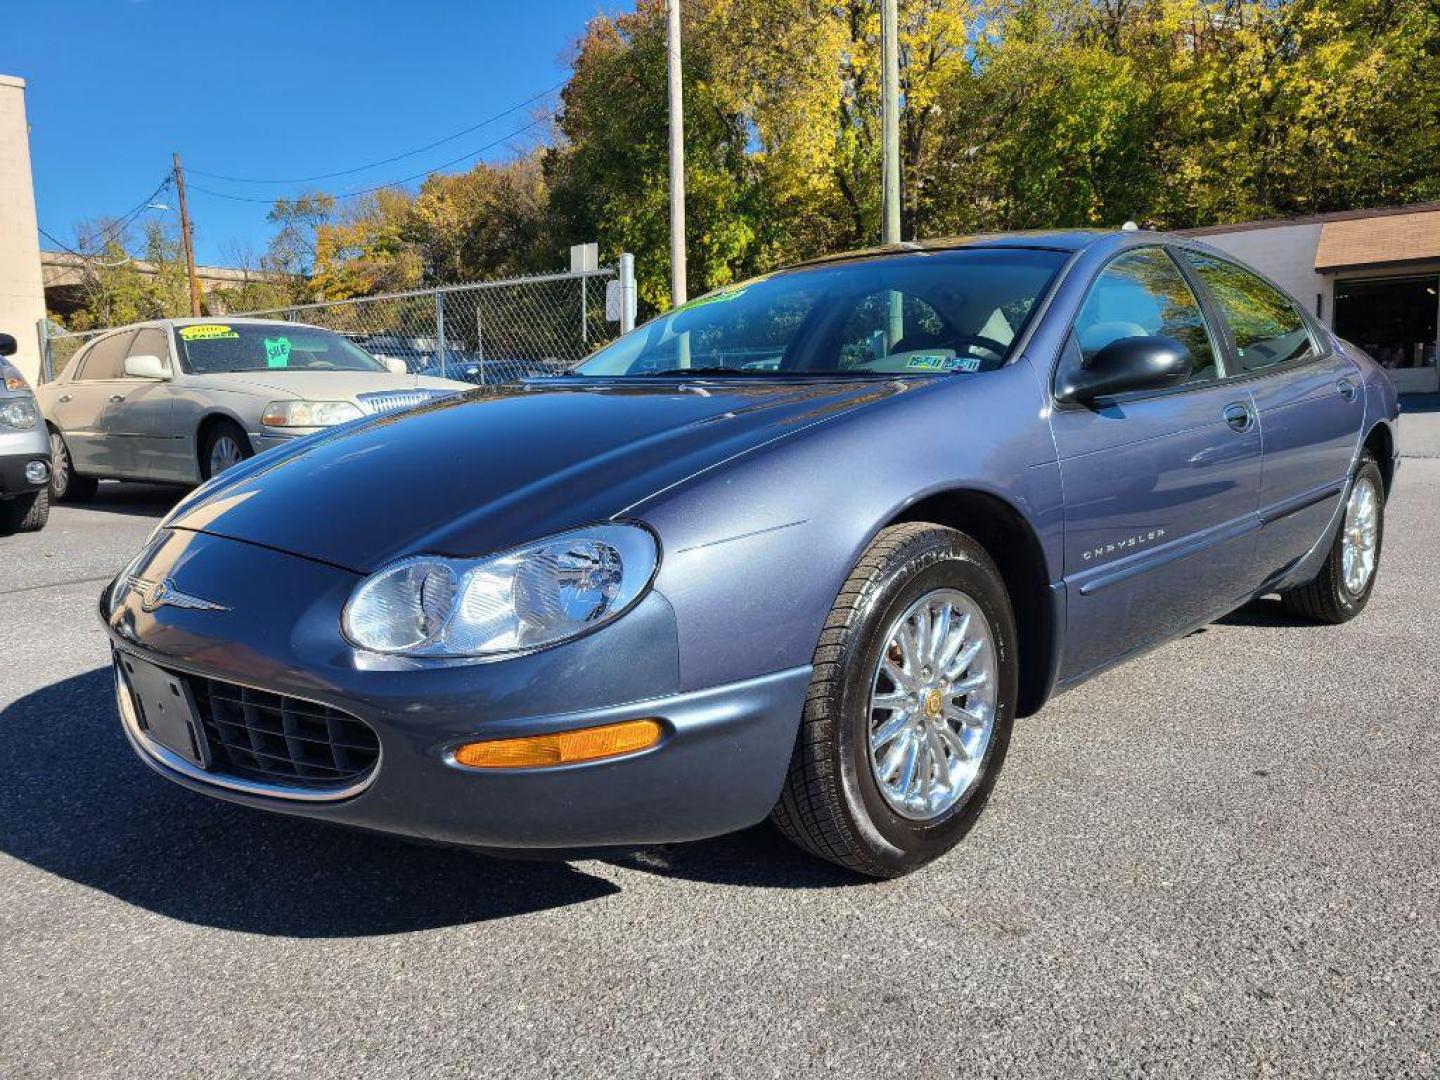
[74,481,187,519]
[1214,596,1315,628]
[1,669,856,938]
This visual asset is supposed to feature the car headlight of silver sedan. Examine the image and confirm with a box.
[341,524,659,658]
[261,400,363,428]
[0,397,38,430]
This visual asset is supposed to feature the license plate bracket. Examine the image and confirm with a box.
[117,653,211,769]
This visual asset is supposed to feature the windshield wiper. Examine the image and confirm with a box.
[639,366,769,377]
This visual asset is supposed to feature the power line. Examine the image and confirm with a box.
[188,108,558,205]
[37,174,174,258]
[188,82,564,185]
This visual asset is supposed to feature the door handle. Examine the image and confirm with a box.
[108,394,126,403]
[1222,402,1254,433]
[58,394,72,403]
[1337,377,1358,402]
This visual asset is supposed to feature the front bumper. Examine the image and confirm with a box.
[0,417,50,497]
[103,527,811,848]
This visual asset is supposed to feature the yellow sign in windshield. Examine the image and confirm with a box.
[178,324,239,341]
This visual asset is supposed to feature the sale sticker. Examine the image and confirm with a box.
[263,337,292,368]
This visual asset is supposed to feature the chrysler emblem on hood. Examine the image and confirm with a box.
[126,576,229,613]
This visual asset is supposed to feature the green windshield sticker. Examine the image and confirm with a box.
[179,324,238,341]
[264,337,292,368]
[905,353,952,371]
[950,357,982,373]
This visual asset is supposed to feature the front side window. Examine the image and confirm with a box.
[74,332,136,381]
[1072,248,1219,384]
[126,328,170,368]
[1183,253,1314,373]
[174,323,387,375]
[574,248,1068,378]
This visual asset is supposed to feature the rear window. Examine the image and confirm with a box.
[1182,253,1315,373]
[174,324,386,375]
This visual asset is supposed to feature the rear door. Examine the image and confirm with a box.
[103,327,180,479]
[50,330,134,475]
[1049,246,1262,680]
[1180,250,1364,583]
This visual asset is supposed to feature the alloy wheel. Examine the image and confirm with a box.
[49,431,68,498]
[867,588,997,821]
[209,435,245,476]
[1341,475,1379,596]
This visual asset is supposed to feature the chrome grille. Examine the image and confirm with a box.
[357,389,454,415]
[191,678,380,791]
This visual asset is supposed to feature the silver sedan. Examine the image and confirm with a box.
[36,318,468,500]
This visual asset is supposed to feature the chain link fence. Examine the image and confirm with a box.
[40,259,637,385]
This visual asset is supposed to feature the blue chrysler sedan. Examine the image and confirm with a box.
[103,230,1399,877]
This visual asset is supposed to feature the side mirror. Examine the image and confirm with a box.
[123,354,169,380]
[0,333,16,357]
[383,358,408,376]
[1056,335,1192,404]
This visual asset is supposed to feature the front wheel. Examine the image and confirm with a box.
[771,523,1018,878]
[0,489,49,534]
[1280,451,1385,624]
[199,420,253,480]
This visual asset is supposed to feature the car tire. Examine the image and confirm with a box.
[48,427,98,503]
[771,523,1018,878]
[0,489,49,534]
[199,420,253,480]
[1280,450,1385,624]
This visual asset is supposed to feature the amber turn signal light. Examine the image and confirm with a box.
[453,719,663,769]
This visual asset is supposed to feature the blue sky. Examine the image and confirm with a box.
[3,0,623,264]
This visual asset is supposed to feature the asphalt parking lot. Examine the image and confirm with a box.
[2,423,1438,1079]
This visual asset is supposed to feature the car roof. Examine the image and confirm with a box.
[160,316,307,330]
[791,229,1157,269]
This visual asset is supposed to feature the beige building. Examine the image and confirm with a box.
[0,75,46,385]
[1187,203,1440,394]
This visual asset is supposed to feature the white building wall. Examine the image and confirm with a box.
[0,75,45,385]
[1196,222,1333,325]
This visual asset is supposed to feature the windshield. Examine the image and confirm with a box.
[575,248,1067,378]
[174,323,388,375]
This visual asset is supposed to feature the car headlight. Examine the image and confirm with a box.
[341,524,659,658]
[0,397,38,430]
[261,400,363,428]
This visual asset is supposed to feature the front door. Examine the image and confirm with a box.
[1049,247,1263,681]
[104,327,180,479]
[1182,251,1365,582]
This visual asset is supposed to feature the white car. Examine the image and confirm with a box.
[37,318,469,500]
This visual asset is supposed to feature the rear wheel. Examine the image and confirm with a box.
[771,523,1018,878]
[1280,451,1385,624]
[0,489,49,534]
[199,420,252,480]
[49,428,97,503]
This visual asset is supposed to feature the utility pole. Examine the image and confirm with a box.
[172,152,202,317]
[880,0,903,351]
[666,0,687,310]
[880,0,901,245]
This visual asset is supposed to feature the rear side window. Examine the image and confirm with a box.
[1072,248,1219,384]
[74,332,135,381]
[1183,253,1314,373]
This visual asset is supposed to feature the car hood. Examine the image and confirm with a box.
[166,377,913,572]
[184,370,468,401]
